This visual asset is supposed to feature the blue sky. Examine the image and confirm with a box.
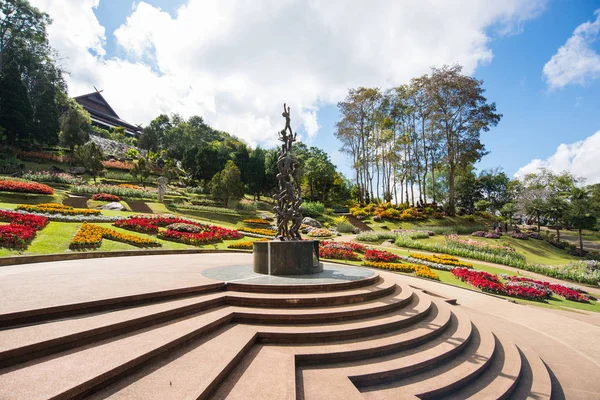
[35,0,600,183]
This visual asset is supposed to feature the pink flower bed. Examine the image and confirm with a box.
[504,276,589,302]
[320,240,367,253]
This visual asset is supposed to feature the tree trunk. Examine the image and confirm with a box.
[556,227,560,242]
[447,163,455,216]
[579,228,583,252]
[537,211,540,233]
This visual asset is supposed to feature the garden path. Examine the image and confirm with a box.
[126,201,153,214]
[62,195,89,209]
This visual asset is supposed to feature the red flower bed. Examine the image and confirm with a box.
[0,179,53,195]
[504,276,589,302]
[319,247,361,261]
[452,268,549,301]
[102,160,134,170]
[0,210,49,249]
[91,193,121,202]
[364,249,400,262]
[114,216,242,245]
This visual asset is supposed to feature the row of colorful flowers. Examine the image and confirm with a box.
[446,235,517,255]
[22,171,84,185]
[408,253,473,269]
[70,222,161,249]
[237,227,277,237]
[306,228,334,237]
[16,203,101,216]
[227,239,268,249]
[0,179,54,195]
[361,261,440,280]
[241,219,271,225]
[321,241,367,253]
[451,268,590,302]
[0,210,49,249]
[15,150,73,163]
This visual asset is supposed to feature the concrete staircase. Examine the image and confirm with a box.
[0,273,553,399]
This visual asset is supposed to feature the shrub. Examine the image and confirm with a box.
[335,216,355,233]
[303,201,326,218]
[356,230,399,242]
[0,179,53,195]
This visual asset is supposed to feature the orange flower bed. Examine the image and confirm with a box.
[17,203,101,216]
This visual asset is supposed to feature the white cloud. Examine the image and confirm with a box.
[31,0,544,148]
[543,9,600,89]
[514,130,600,184]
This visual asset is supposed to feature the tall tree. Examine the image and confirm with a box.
[566,186,597,253]
[210,160,244,206]
[59,98,90,152]
[74,142,104,183]
[246,147,266,199]
[427,65,501,215]
[138,125,158,160]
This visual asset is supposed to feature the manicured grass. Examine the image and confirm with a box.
[0,221,81,256]
[0,192,65,205]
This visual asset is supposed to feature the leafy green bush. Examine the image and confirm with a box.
[303,201,325,218]
[104,171,133,180]
[356,231,399,242]
[337,220,355,233]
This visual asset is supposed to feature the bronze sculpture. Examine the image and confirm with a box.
[274,103,303,240]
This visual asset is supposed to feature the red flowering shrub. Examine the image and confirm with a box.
[0,210,49,249]
[364,249,400,262]
[91,193,121,202]
[0,179,53,195]
[452,268,507,295]
[319,247,361,261]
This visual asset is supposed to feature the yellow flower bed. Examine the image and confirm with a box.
[242,219,271,225]
[362,261,417,273]
[118,184,144,190]
[363,261,439,280]
[238,227,277,237]
[17,203,101,216]
[70,222,161,249]
[409,253,473,268]
[227,238,268,249]
[415,265,440,280]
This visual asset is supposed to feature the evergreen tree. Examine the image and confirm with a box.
[59,98,90,152]
[32,81,60,145]
[75,142,104,183]
[0,61,33,144]
[210,160,244,206]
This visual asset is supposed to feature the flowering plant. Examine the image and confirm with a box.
[319,246,361,261]
[321,241,367,253]
[91,193,121,202]
[306,228,334,237]
[103,160,134,170]
[17,203,101,216]
[227,239,268,249]
[0,210,49,249]
[364,249,400,262]
[242,219,271,225]
[409,253,473,269]
[238,227,277,237]
[70,222,161,249]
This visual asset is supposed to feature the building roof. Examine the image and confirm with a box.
[73,90,142,136]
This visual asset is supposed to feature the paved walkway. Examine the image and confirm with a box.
[0,253,598,398]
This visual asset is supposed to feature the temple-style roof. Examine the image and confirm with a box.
[73,90,142,137]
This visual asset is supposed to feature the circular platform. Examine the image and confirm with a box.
[201,263,375,285]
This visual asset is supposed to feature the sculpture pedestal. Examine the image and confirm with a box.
[253,240,322,275]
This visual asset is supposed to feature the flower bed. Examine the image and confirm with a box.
[0,210,49,249]
[157,228,241,245]
[319,247,361,261]
[242,219,271,225]
[22,171,83,185]
[165,223,202,233]
[321,241,367,253]
[17,203,101,216]
[446,235,516,255]
[503,276,589,302]
[0,179,53,195]
[70,184,157,199]
[227,239,268,250]
[15,150,73,163]
[69,222,160,250]
[91,193,121,202]
[238,227,277,237]
[364,249,400,262]
[409,253,473,269]
[103,160,134,170]
[451,268,548,301]
[306,228,333,237]
[361,261,439,280]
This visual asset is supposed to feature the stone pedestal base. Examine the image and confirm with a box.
[253,240,322,275]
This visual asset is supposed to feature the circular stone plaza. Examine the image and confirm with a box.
[0,253,599,399]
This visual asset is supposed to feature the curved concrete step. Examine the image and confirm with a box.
[227,276,396,308]
[360,323,495,399]
[509,346,553,400]
[255,291,431,343]
[88,324,256,400]
[0,278,400,369]
[295,300,451,364]
[443,333,522,399]
[338,308,474,388]
[234,284,415,325]
[0,282,225,327]
[226,273,381,293]
[0,307,233,400]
